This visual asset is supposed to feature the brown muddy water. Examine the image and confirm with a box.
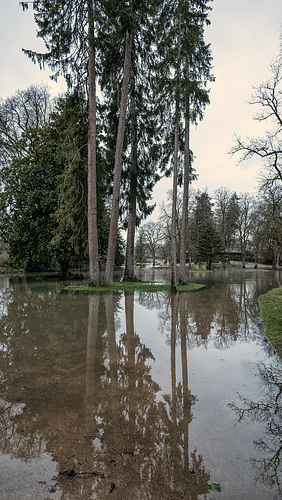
[0,268,281,500]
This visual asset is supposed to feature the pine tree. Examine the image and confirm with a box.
[122,5,161,281]
[102,0,160,284]
[179,0,214,284]
[104,27,133,285]
[155,0,214,289]
[20,0,104,284]
[192,190,223,269]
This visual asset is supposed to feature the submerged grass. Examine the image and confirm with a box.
[259,287,282,358]
[62,281,204,293]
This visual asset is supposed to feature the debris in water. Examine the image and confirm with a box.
[59,469,76,477]
[208,482,221,492]
[59,469,105,478]
[176,488,184,498]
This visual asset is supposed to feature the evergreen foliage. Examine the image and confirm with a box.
[192,190,224,269]
[0,89,124,273]
[0,125,63,271]
[8,1,215,279]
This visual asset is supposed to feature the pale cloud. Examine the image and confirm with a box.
[0,4,66,99]
[190,0,281,196]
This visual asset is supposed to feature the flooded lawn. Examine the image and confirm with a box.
[0,268,281,499]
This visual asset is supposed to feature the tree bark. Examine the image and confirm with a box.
[105,30,132,285]
[171,18,181,294]
[87,0,99,286]
[123,63,137,281]
[171,101,179,293]
[179,85,190,284]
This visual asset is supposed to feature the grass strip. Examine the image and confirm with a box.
[62,281,204,293]
[259,287,282,358]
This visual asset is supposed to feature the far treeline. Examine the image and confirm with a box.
[0,2,281,289]
[138,186,282,270]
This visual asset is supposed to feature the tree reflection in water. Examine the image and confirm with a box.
[0,282,210,499]
[229,362,282,494]
[82,292,210,499]
[1,270,281,498]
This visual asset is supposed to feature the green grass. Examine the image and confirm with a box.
[62,281,205,293]
[259,287,282,358]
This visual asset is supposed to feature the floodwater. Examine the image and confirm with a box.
[0,268,281,500]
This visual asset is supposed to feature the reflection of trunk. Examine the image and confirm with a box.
[238,278,249,336]
[104,294,118,443]
[85,295,100,436]
[179,294,190,470]
[171,293,178,486]
[105,30,132,285]
[125,293,136,451]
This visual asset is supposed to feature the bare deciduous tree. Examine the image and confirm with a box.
[229,43,282,191]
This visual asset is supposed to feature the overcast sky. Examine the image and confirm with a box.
[0,1,281,216]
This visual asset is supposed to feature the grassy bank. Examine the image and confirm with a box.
[63,281,205,293]
[259,287,282,358]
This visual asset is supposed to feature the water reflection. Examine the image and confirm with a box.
[229,362,282,493]
[0,270,281,499]
[139,274,268,350]
[0,278,209,499]
[82,292,210,498]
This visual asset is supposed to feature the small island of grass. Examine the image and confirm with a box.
[259,287,282,358]
[62,281,205,293]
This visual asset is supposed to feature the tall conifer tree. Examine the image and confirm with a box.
[122,0,161,281]
[100,0,161,283]
[20,0,104,285]
[156,0,214,289]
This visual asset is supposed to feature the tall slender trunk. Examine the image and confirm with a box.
[242,250,246,268]
[124,63,137,281]
[171,19,181,293]
[273,245,280,270]
[171,104,179,293]
[87,0,99,286]
[105,30,132,285]
[179,59,190,284]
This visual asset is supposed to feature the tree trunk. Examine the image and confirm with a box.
[58,260,69,279]
[171,101,179,293]
[123,63,137,282]
[87,0,99,286]
[273,246,280,270]
[171,19,181,294]
[179,82,190,284]
[242,250,246,268]
[105,30,132,285]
